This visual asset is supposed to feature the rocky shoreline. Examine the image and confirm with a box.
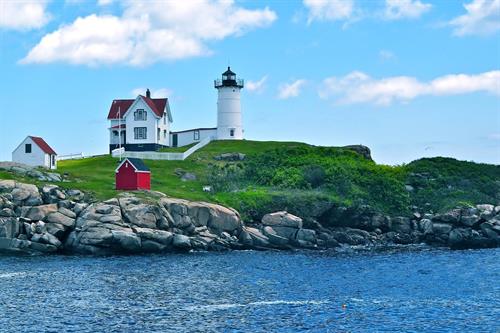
[0,180,499,255]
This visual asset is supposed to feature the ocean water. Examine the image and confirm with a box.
[0,247,498,333]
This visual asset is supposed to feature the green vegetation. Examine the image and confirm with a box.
[404,157,500,212]
[158,143,197,153]
[2,140,498,220]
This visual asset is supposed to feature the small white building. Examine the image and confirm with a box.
[170,128,217,148]
[12,136,57,169]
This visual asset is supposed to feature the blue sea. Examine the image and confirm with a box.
[0,247,498,332]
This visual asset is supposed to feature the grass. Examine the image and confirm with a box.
[158,143,197,153]
[54,140,333,203]
[2,140,498,218]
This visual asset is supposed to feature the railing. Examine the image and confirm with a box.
[111,136,215,161]
[214,79,244,88]
[57,153,84,161]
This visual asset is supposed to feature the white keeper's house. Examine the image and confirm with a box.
[107,67,244,152]
[12,136,58,169]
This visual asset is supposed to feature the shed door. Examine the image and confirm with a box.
[172,134,178,147]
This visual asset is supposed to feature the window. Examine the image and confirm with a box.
[113,131,118,136]
[164,115,166,125]
[157,128,160,141]
[25,144,31,153]
[230,129,235,137]
[164,130,167,139]
[194,130,200,141]
[51,155,55,166]
[134,127,147,140]
[134,109,147,121]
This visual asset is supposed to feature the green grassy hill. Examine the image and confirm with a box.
[2,140,499,220]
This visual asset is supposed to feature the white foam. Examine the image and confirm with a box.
[185,299,329,311]
[0,272,30,279]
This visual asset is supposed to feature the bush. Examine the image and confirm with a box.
[303,165,326,188]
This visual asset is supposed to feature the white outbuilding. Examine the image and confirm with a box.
[12,136,57,170]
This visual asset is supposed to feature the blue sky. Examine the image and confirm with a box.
[0,0,499,165]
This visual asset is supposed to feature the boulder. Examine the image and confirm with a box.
[262,226,290,246]
[460,215,481,227]
[46,212,75,228]
[391,217,411,234]
[432,222,453,235]
[480,222,499,240]
[262,211,303,229]
[121,202,160,229]
[111,230,141,252]
[134,227,173,245]
[332,228,370,245]
[432,209,461,224]
[213,153,246,161]
[58,207,76,219]
[0,180,15,192]
[29,241,57,253]
[25,204,58,221]
[245,227,271,248]
[0,218,20,238]
[181,173,197,181]
[295,229,317,244]
[418,219,433,235]
[172,234,191,249]
[141,240,166,253]
[207,205,241,233]
[46,223,66,238]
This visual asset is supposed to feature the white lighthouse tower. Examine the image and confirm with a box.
[214,67,244,140]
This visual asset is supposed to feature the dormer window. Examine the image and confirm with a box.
[134,109,147,121]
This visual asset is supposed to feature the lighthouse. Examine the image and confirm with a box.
[214,67,244,140]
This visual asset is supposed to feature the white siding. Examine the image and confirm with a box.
[157,113,170,147]
[171,128,217,147]
[216,86,243,140]
[124,98,159,145]
[12,136,56,169]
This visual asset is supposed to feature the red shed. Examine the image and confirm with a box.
[115,158,151,190]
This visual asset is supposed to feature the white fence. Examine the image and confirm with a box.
[111,136,214,161]
[57,153,84,161]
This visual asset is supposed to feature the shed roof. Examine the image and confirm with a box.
[116,158,150,173]
[30,136,57,155]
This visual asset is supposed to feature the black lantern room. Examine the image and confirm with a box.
[214,67,244,88]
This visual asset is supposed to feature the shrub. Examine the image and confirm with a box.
[303,165,326,188]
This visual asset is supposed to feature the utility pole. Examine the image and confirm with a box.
[118,106,122,161]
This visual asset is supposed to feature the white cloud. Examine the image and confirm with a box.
[379,49,395,61]
[278,79,307,99]
[319,70,500,106]
[383,0,431,20]
[449,0,500,36]
[246,76,268,93]
[131,87,173,98]
[97,0,114,5]
[21,0,277,66]
[303,0,354,23]
[0,0,51,30]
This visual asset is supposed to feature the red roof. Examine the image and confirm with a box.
[107,96,167,119]
[30,136,56,155]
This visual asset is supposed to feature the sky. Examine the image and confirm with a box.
[0,0,499,165]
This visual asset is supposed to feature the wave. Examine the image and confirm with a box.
[0,272,30,279]
[185,299,329,311]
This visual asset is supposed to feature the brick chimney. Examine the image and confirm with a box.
[146,88,151,98]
